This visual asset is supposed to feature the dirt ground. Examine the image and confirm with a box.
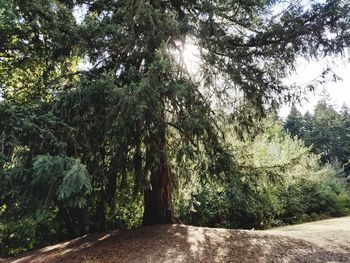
[2,216,350,263]
[266,216,350,253]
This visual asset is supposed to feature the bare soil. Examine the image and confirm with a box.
[2,216,350,263]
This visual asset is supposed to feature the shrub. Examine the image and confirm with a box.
[0,212,65,257]
[178,173,350,230]
[179,178,281,230]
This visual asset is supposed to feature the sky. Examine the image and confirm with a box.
[279,54,350,117]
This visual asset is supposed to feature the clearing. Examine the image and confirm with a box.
[2,216,350,263]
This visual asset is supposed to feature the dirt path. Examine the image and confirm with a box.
[2,217,350,263]
[267,216,350,253]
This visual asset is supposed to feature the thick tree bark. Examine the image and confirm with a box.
[142,131,177,225]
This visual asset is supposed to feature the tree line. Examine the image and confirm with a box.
[285,97,350,176]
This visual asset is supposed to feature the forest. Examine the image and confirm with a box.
[1,0,350,258]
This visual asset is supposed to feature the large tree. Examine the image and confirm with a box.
[1,0,350,231]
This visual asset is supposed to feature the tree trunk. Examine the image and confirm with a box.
[60,207,87,238]
[61,208,76,238]
[97,197,106,232]
[142,131,177,225]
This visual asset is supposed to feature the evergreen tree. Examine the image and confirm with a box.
[302,110,314,146]
[284,104,304,138]
[290,100,350,175]
[1,0,350,231]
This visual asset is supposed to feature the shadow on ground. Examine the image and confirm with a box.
[3,224,350,263]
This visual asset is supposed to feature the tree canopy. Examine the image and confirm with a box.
[284,97,350,176]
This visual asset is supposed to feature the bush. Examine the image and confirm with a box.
[179,184,227,228]
[178,174,350,230]
[179,178,281,230]
[277,177,350,224]
[277,183,305,224]
[0,212,65,258]
[0,219,36,257]
[336,193,350,216]
[225,179,281,229]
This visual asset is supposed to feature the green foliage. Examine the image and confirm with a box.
[178,183,227,228]
[0,0,79,102]
[0,211,65,257]
[278,174,350,224]
[284,105,304,138]
[226,180,281,229]
[284,98,350,175]
[33,155,91,208]
[179,170,350,230]
[182,178,281,229]
[310,101,348,165]
[178,119,350,229]
[0,219,37,257]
